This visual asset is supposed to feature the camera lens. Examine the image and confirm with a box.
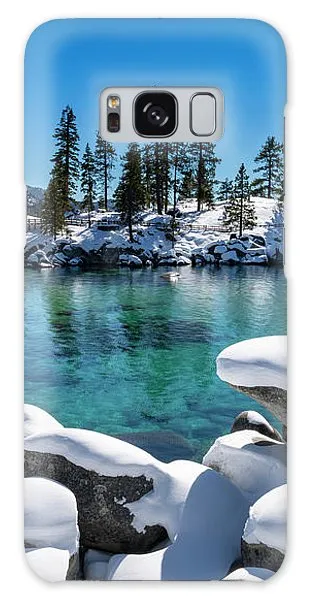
[145,104,168,127]
[134,92,177,137]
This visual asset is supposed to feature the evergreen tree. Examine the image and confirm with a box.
[169,143,189,212]
[217,178,234,203]
[178,168,195,200]
[94,132,116,210]
[162,143,170,213]
[81,143,96,227]
[187,143,221,211]
[223,163,256,236]
[41,165,65,239]
[114,143,145,242]
[251,136,284,199]
[142,144,155,209]
[51,106,80,212]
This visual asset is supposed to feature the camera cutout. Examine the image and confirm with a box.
[134,92,177,137]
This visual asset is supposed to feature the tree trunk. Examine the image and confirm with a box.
[104,145,108,211]
[268,158,272,198]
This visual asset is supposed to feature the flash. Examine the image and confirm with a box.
[108,95,120,109]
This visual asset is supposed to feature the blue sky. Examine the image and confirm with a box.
[25,18,286,190]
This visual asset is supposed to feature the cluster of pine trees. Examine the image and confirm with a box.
[42,105,284,240]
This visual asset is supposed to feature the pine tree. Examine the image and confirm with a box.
[142,144,155,209]
[94,132,116,210]
[41,165,66,239]
[51,106,80,212]
[251,136,284,199]
[114,143,145,242]
[178,168,195,200]
[81,143,96,227]
[187,143,221,211]
[223,163,256,236]
[169,143,189,212]
[217,178,234,203]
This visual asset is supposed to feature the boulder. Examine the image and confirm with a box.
[24,477,79,580]
[52,252,68,266]
[213,244,227,255]
[241,484,286,573]
[231,410,283,442]
[24,428,207,553]
[216,336,287,426]
[176,256,191,266]
[107,468,249,580]
[118,254,143,268]
[202,430,286,504]
[24,404,63,438]
[68,257,84,267]
[220,250,240,264]
[26,250,52,268]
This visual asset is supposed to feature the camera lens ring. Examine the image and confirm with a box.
[134,91,177,138]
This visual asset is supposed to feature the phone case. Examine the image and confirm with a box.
[24,18,287,582]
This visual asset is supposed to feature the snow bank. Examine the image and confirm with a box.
[243,484,287,554]
[24,404,63,438]
[202,430,286,504]
[216,336,287,390]
[223,567,275,581]
[24,477,79,556]
[25,547,70,583]
[107,468,248,581]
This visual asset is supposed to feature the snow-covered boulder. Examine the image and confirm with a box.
[26,250,52,268]
[223,567,275,581]
[176,255,191,266]
[244,253,268,265]
[24,428,207,553]
[202,430,286,504]
[242,484,287,573]
[68,257,83,267]
[24,404,63,438]
[52,252,68,266]
[231,410,283,442]
[24,477,79,580]
[220,250,240,264]
[25,547,72,583]
[213,244,227,255]
[118,253,143,268]
[216,336,287,425]
[265,210,284,263]
[107,468,249,581]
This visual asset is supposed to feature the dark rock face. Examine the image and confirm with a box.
[241,539,284,573]
[231,411,283,442]
[24,450,167,553]
[229,384,287,428]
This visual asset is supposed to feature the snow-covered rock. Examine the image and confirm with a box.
[223,567,275,581]
[25,547,71,582]
[24,404,63,438]
[24,427,208,553]
[265,210,284,263]
[176,255,191,266]
[214,244,227,254]
[244,253,268,265]
[26,250,52,268]
[107,468,249,581]
[118,253,143,268]
[68,257,83,267]
[216,336,287,425]
[202,430,286,504]
[220,250,240,264]
[230,410,283,442]
[24,477,79,580]
[52,252,68,266]
[242,484,286,572]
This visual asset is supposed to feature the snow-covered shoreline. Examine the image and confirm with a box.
[25,197,284,270]
[24,334,287,582]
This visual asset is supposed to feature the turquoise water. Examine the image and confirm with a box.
[24,266,286,461]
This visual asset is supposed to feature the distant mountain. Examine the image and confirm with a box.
[27,185,45,216]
